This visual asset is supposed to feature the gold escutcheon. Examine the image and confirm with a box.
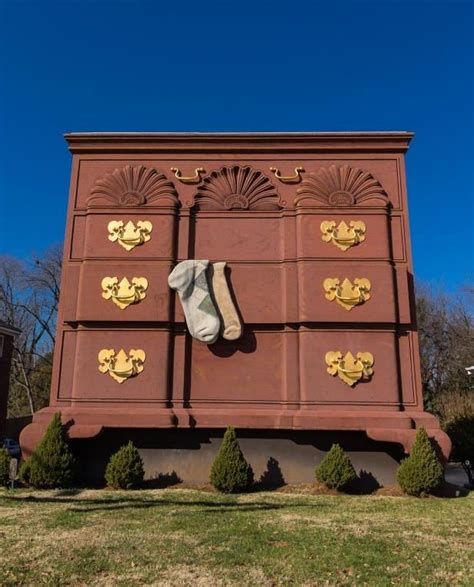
[107,220,152,251]
[323,277,371,311]
[325,351,374,387]
[320,220,366,251]
[101,276,148,310]
[98,348,146,384]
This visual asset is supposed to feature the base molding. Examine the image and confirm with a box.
[20,406,451,461]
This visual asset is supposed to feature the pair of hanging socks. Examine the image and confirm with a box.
[168,260,242,343]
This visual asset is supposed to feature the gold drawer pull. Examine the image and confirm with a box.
[98,349,146,384]
[325,351,374,387]
[107,220,152,251]
[170,167,206,184]
[323,278,371,310]
[269,166,304,183]
[101,277,148,310]
[320,220,366,251]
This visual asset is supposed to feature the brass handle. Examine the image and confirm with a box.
[338,365,364,376]
[101,277,148,310]
[98,349,146,384]
[320,220,366,252]
[107,220,152,252]
[323,277,371,311]
[110,292,139,303]
[325,351,374,387]
[334,236,357,245]
[270,166,304,183]
[108,365,136,378]
[335,291,361,304]
[170,167,206,184]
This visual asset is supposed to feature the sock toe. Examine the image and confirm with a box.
[223,324,242,341]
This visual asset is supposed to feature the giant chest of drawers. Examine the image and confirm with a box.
[21,133,450,459]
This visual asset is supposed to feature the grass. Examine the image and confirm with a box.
[0,487,473,585]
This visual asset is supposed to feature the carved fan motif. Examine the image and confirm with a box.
[193,165,282,210]
[295,165,388,207]
[87,165,179,207]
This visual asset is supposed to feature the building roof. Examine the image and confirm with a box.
[0,320,21,337]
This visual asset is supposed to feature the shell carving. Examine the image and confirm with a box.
[295,165,388,207]
[193,165,282,210]
[87,165,179,207]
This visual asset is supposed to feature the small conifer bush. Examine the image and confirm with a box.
[210,426,254,493]
[18,459,31,486]
[27,413,76,489]
[105,441,144,489]
[315,443,357,491]
[397,428,444,496]
[0,448,10,486]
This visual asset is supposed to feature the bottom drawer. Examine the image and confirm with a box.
[299,328,400,406]
[58,328,172,403]
[55,326,414,410]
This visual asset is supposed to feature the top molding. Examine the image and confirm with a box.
[64,131,414,154]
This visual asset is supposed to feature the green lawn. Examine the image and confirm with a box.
[0,488,472,586]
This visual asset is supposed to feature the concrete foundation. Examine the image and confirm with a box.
[72,428,403,489]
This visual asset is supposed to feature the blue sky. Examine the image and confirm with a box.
[0,0,472,289]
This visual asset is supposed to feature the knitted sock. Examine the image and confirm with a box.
[168,260,220,344]
[211,262,242,340]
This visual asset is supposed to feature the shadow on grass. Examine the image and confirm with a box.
[142,471,182,489]
[2,493,326,514]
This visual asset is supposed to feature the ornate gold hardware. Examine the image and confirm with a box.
[323,277,371,311]
[325,351,374,387]
[101,277,148,310]
[170,167,206,184]
[269,166,304,183]
[98,348,146,383]
[107,220,152,251]
[320,220,366,251]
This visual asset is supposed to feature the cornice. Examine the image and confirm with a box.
[64,131,414,155]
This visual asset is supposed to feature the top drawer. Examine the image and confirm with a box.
[71,211,177,260]
[296,211,404,261]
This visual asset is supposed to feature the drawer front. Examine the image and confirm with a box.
[299,329,400,406]
[296,213,391,260]
[193,216,284,262]
[298,261,397,323]
[188,330,285,406]
[73,261,173,322]
[61,329,171,403]
[170,262,287,325]
[80,213,176,260]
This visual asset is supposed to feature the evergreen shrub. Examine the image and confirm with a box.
[397,427,444,496]
[27,413,76,489]
[210,426,254,493]
[0,448,10,486]
[18,459,31,486]
[105,441,144,489]
[315,443,357,491]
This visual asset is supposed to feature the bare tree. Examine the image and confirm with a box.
[0,244,62,416]
[416,282,473,418]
